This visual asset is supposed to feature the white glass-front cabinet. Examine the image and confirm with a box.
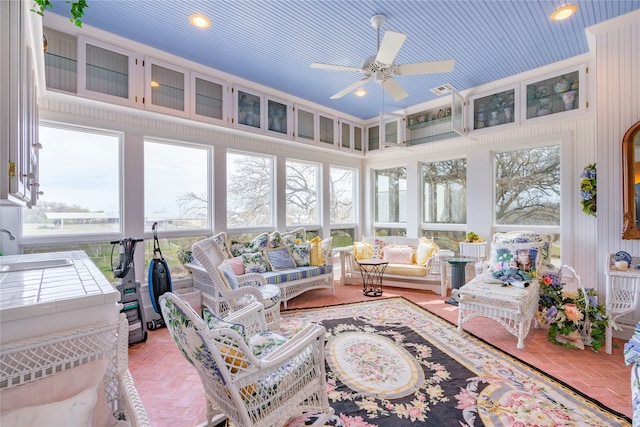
[1,0,41,206]
[367,124,380,152]
[318,113,337,147]
[266,96,292,139]
[43,27,78,94]
[78,37,139,107]
[468,86,518,133]
[192,72,228,125]
[380,112,404,147]
[233,87,264,132]
[522,66,586,122]
[144,58,189,116]
[295,105,316,143]
[353,125,364,154]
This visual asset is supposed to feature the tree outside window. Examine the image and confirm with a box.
[495,145,560,225]
[144,140,208,230]
[227,152,274,228]
[375,167,406,223]
[286,160,319,226]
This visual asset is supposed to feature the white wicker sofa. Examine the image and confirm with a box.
[187,229,335,310]
[0,313,149,426]
[337,236,453,297]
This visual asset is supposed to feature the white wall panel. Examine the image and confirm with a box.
[591,11,640,329]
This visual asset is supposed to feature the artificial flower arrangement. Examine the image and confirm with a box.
[536,267,613,351]
[464,231,485,243]
[580,163,597,217]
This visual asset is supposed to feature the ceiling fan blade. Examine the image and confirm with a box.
[375,30,407,65]
[330,77,370,99]
[381,77,408,101]
[395,60,455,76]
[311,62,363,73]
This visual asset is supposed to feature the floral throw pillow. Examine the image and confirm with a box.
[242,252,269,273]
[230,233,269,257]
[281,227,306,245]
[289,243,311,267]
[268,231,284,248]
[211,231,232,259]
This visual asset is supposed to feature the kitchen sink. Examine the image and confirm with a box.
[0,258,74,272]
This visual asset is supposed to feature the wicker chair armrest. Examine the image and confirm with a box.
[258,323,326,366]
[223,286,264,307]
[236,272,266,286]
[118,369,152,427]
[223,301,268,335]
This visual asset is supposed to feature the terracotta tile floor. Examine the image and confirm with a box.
[128,283,632,427]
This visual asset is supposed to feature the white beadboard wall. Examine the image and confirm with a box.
[591,11,640,328]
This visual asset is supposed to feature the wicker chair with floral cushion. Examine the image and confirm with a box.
[192,237,282,329]
[159,292,334,427]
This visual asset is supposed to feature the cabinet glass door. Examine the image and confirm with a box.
[451,88,466,136]
[319,114,336,146]
[524,69,581,120]
[354,125,363,153]
[471,87,516,131]
[193,73,226,124]
[368,124,380,152]
[295,106,315,142]
[341,122,351,150]
[43,27,77,93]
[406,105,455,145]
[78,37,137,106]
[146,59,188,115]
[234,88,263,131]
[267,97,290,137]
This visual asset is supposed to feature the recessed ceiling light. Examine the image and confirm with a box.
[550,4,578,21]
[189,13,211,28]
[354,88,367,97]
[150,81,160,88]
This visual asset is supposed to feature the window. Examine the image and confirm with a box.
[330,167,355,224]
[421,158,466,251]
[286,160,319,226]
[495,145,560,226]
[495,144,561,263]
[144,140,209,231]
[422,159,466,224]
[22,124,121,236]
[227,151,274,228]
[374,167,406,223]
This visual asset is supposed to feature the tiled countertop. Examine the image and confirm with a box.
[0,251,120,344]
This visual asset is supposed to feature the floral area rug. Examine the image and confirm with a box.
[280,297,631,427]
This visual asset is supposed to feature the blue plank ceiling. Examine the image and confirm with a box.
[47,0,639,120]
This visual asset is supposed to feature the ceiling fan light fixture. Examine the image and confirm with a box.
[354,88,367,97]
[189,13,211,28]
[550,4,578,21]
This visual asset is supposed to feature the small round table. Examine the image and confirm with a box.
[356,259,388,297]
[446,258,473,305]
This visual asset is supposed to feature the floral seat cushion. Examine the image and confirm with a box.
[456,272,540,314]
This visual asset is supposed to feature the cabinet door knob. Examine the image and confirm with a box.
[33,143,43,149]
[23,173,35,179]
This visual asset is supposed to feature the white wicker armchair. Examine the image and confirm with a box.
[159,292,334,427]
[191,237,281,329]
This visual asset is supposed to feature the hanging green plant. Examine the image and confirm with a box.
[580,163,596,217]
[31,0,88,27]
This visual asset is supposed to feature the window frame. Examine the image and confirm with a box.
[143,138,212,234]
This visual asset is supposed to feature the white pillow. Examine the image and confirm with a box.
[0,384,98,427]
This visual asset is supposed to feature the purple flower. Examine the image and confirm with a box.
[581,191,593,201]
[546,306,558,322]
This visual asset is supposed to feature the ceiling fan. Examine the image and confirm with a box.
[311,14,455,102]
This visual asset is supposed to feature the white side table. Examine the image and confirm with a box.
[605,255,640,354]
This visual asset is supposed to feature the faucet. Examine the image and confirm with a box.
[0,229,16,240]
